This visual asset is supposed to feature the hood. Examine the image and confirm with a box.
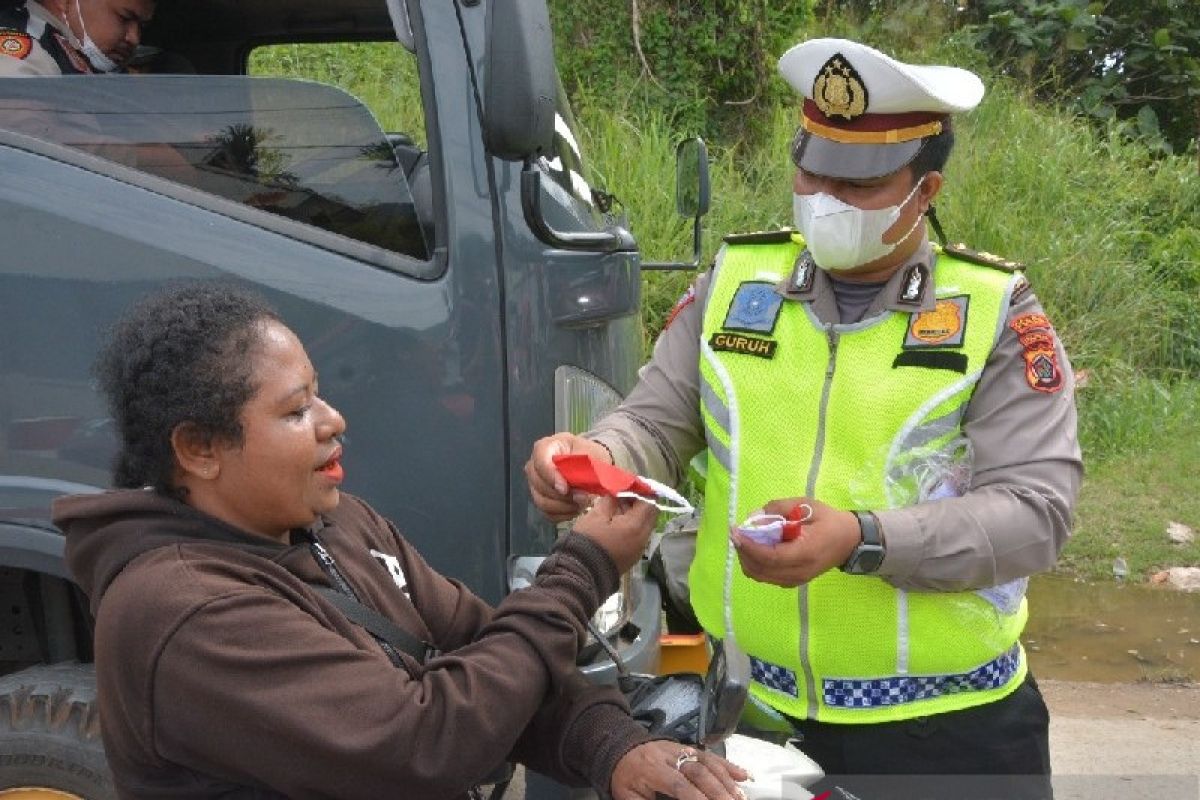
[55,489,288,613]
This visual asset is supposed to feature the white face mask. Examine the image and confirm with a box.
[793,178,926,271]
[72,0,121,73]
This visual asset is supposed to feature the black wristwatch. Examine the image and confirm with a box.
[841,510,885,575]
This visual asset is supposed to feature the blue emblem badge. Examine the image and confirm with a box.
[723,282,783,334]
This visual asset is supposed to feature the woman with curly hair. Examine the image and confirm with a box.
[52,283,746,800]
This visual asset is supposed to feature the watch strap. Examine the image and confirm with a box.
[842,510,885,574]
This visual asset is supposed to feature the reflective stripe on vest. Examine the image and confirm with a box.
[692,236,1029,724]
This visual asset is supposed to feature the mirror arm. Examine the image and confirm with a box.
[640,214,704,271]
[521,166,631,252]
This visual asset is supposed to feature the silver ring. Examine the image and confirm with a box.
[674,748,700,771]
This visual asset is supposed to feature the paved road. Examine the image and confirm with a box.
[1042,679,1200,800]
[507,681,1200,799]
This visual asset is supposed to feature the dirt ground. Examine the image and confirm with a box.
[1041,679,1200,799]
[1041,679,1200,770]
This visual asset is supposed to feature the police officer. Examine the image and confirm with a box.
[527,38,1081,799]
[0,0,153,76]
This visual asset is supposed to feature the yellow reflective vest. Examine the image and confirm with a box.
[692,236,1028,724]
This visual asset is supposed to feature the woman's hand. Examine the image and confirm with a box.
[731,497,862,587]
[573,496,659,574]
[524,433,614,522]
[611,741,749,800]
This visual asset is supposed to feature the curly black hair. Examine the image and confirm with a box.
[95,283,279,492]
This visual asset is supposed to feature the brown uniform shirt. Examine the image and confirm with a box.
[589,236,1082,592]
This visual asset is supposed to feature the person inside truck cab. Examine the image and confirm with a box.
[0,0,153,76]
[528,38,1081,799]
[52,284,748,800]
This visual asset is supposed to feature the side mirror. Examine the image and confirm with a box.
[482,0,556,160]
[675,137,710,218]
[618,634,750,747]
[642,137,711,271]
[698,635,750,747]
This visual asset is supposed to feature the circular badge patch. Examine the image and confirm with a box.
[911,298,963,344]
[0,31,33,61]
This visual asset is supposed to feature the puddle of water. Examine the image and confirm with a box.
[1024,573,1200,683]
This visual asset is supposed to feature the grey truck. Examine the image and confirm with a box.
[0,0,708,795]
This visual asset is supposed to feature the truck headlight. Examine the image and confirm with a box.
[554,365,622,436]
[556,365,630,639]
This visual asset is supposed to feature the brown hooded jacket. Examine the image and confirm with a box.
[56,489,652,799]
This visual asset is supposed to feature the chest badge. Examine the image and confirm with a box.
[723,281,784,334]
[904,296,968,349]
[0,31,33,61]
[791,252,816,293]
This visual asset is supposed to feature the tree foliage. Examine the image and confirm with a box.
[788,0,1198,159]
[961,0,1200,157]
[548,0,814,139]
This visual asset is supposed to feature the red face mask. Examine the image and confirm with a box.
[551,453,693,513]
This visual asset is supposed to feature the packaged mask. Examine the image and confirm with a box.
[552,453,693,514]
[733,504,811,545]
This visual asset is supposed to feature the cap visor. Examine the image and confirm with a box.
[795,133,922,180]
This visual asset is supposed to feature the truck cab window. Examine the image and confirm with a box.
[0,75,431,262]
[250,43,435,248]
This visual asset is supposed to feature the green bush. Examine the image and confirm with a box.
[549,0,814,140]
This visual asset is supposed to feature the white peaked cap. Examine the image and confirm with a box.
[777,38,985,179]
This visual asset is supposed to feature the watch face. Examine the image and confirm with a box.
[847,545,885,574]
[858,547,885,574]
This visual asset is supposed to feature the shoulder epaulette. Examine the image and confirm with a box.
[942,242,1025,272]
[723,229,796,246]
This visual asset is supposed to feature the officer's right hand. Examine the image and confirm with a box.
[572,496,659,575]
[525,433,614,522]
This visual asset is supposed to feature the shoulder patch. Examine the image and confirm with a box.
[943,242,1024,272]
[723,229,796,246]
[1010,276,1033,303]
[1009,312,1063,393]
[0,31,32,60]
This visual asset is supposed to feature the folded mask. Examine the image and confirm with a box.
[734,504,810,545]
[552,453,693,514]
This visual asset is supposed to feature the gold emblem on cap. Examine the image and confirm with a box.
[812,54,868,121]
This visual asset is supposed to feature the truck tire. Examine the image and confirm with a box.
[0,663,113,799]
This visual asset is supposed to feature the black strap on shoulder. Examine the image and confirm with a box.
[926,205,949,247]
[310,585,439,666]
[306,534,437,672]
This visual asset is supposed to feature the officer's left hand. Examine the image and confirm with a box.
[731,497,861,587]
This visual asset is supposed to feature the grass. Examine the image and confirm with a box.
[249,43,426,146]
[248,39,1200,581]
[1063,379,1200,581]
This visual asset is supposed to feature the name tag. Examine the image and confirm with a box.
[709,332,777,359]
